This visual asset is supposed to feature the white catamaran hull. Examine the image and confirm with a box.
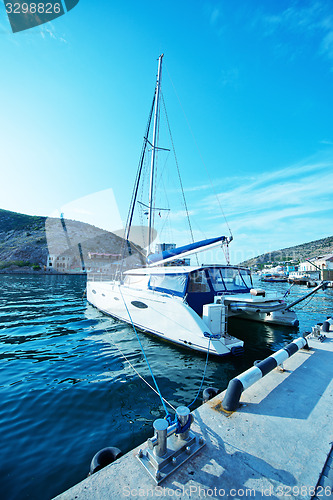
[228,307,299,326]
[87,281,243,356]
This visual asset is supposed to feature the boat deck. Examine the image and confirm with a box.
[55,329,333,500]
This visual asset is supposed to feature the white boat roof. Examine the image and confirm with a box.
[124,265,248,275]
[124,266,202,275]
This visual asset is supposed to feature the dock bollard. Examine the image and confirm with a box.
[223,337,307,412]
[140,405,204,484]
[147,406,193,458]
[151,419,169,457]
[175,406,191,440]
[322,321,330,333]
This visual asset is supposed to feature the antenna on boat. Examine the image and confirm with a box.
[147,54,164,255]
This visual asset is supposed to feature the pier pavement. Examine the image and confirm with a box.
[55,330,333,499]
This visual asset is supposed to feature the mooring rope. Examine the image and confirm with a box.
[118,287,172,419]
[106,287,215,418]
[103,326,176,412]
[187,334,213,408]
[293,293,317,310]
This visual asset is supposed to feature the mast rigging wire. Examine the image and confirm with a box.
[165,64,233,263]
[161,91,199,266]
[116,94,157,278]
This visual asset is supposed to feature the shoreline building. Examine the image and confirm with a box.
[299,254,333,280]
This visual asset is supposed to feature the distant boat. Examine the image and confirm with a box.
[261,275,288,283]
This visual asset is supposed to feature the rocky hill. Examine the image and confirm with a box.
[0,209,48,270]
[0,209,144,273]
[240,235,333,269]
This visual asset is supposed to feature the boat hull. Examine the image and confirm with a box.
[87,281,243,356]
[221,294,299,327]
[229,308,299,327]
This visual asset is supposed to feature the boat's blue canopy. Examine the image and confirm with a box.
[147,236,228,266]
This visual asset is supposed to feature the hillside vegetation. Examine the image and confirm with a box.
[0,209,48,270]
[0,208,144,272]
[240,235,333,269]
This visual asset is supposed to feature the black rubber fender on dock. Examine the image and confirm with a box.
[203,387,220,403]
[90,447,123,474]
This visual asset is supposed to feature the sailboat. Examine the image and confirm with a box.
[87,55,324,356]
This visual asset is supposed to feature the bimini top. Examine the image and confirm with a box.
[124,264,250,275]
[124,265,204,275]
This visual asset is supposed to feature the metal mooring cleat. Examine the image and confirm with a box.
[136,406,205,484]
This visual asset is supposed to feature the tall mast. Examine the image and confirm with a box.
[147,54,164,255]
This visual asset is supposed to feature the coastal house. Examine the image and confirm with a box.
[299,254,333,280]
[86,252,121,273]
[286,263,298,273]
[47,254,71,272]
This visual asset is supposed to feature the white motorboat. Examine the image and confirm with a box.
[87,54,326,355]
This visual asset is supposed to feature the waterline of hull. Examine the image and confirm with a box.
[87,281,243,356]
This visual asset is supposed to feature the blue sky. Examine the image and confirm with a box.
[1,0,333,263]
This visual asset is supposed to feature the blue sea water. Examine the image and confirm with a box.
[0,274,332,499]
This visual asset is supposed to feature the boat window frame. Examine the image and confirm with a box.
[148,273,188,297]
[237,268,253,290]
[206,268,227,292]
[207,266,252,294]
[186,269,214,294]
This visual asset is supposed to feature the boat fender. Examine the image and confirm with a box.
[250,289,265,297]
[203,387,220,403]
[89,447,122,475]
[322,321,330,333]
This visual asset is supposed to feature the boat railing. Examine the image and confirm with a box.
[87,272,117,282]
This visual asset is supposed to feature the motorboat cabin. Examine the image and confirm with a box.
[123,265,253,316]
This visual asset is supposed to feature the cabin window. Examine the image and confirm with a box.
[207,269,226,291]
[239,269,252,289]
[220,268,251,291]
[148,274,187,296]
[188,271,210,293]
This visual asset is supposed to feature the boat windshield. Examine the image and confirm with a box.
[208,267,252,293]
[148,273,187,296]
[188,270,211,293]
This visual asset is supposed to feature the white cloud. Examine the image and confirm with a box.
[210,7,220,26]
[40,23,67,43]
[181,153,333,262]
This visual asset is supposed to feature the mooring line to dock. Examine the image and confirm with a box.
[118,288,172,418]
[188,335,212,409]
[105,330,176,411]
[114,288,214,417]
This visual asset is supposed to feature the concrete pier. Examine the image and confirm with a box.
[55,330,333,499]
